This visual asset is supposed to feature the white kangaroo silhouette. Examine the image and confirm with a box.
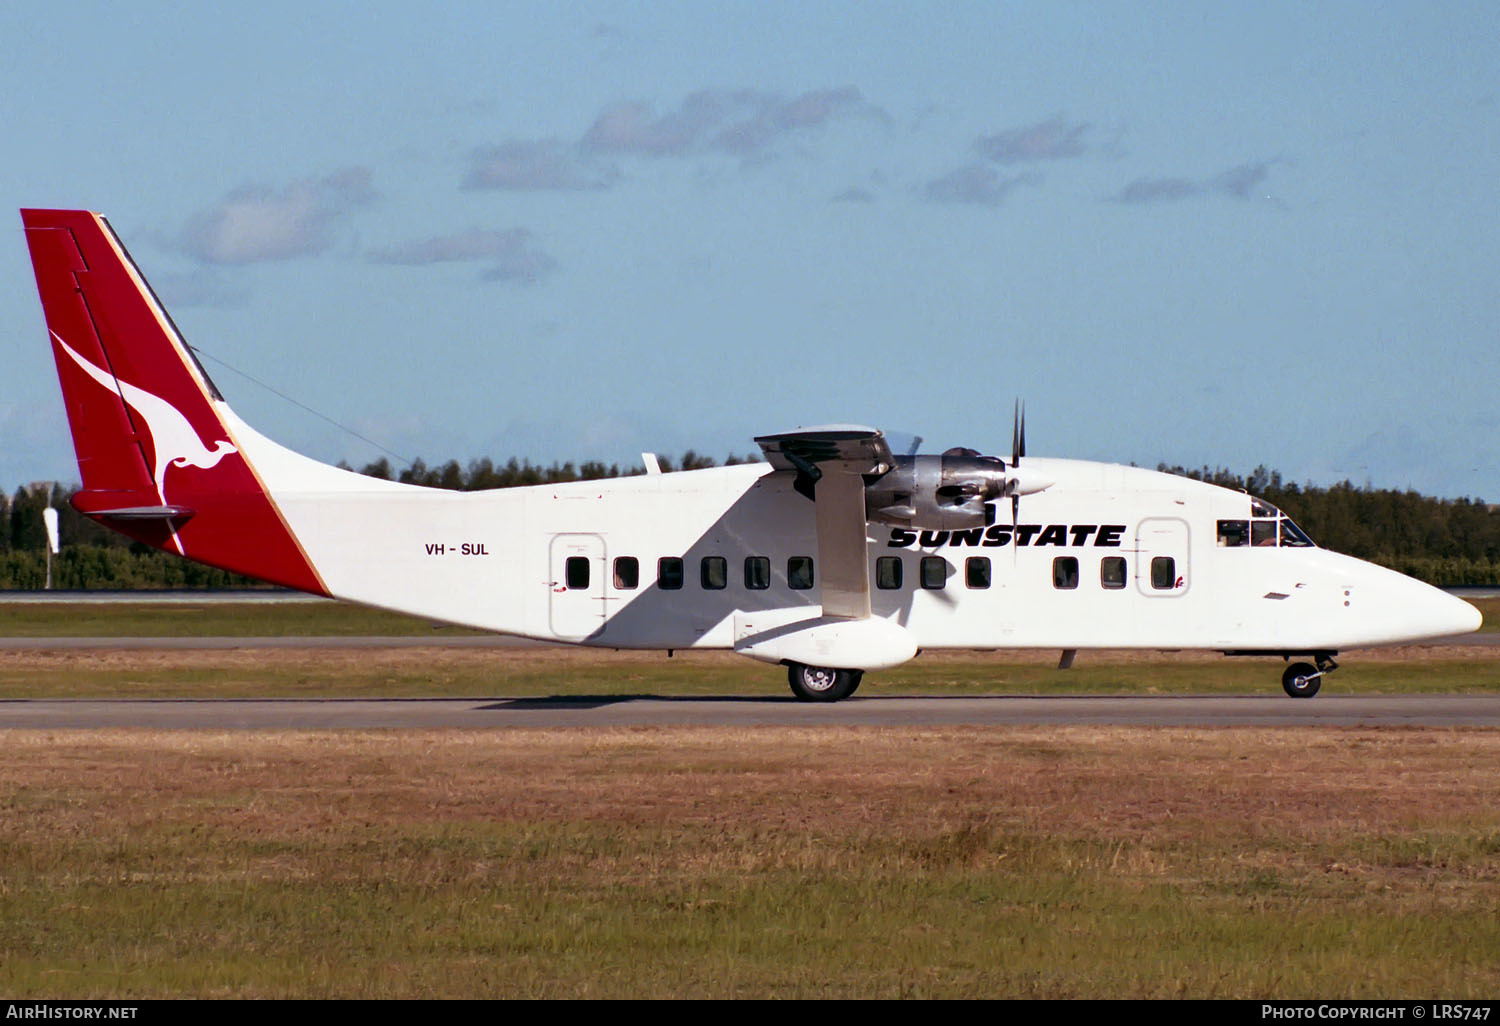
[52,331,238,501]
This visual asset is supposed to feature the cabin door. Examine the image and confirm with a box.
[1134,518,1190,597]
[549,533,607,638]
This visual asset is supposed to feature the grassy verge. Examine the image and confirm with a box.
[0,647,1497,699]
[0,727,1495,998]
[1,596,1495,637]
[0,601,484,637]
[1461,595,1500,631]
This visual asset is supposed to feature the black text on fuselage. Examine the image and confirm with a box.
[886,525,1127,548]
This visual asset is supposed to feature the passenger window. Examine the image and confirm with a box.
[701,556,727,590]
[876,556,903,590]
[1151,556,1177,589]
[1100,556,1126,590]
[1217,520,1248,547]
[966,556,991,589]
[565,556,590,589]
[1252,521,1277,547]
[1052,556,1079,590]
[788,556,814,590]
[658,557,684,590]
[920,556,947,590]
[613,556,639,590]
[744,556,770,590]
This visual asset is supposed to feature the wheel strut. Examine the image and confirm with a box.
[1281,653,1338,698]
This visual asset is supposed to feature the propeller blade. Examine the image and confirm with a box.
[1011,492,1020,567]
[1010,399,1027,566]
[1011,400,1021,467]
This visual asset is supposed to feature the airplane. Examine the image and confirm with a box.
[18,208,1483,701]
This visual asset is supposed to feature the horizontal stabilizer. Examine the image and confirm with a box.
[88,505,196,521]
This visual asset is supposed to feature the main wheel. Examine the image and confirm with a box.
[1282,662,1321,698]
[787,663,862,702]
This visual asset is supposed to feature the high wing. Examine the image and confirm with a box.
[755,426,893,620]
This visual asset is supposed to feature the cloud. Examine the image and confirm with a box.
[582,95,724,155]
[923,165,1039,206]
[1111,159,1279,204]
[177,168,376,264]
[1212,160,1272,199]
[1113,177,1202,204]
[581,86,871,159]
[463,140,617,191]
[370,228,557,284]
[481,246,558,284]
[975,116,1090,163]
[463,86,878,195]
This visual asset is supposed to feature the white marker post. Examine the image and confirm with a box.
[42,486,59,590]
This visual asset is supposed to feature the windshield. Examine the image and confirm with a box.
[1216,497,1316,548]
[1278,518,1314,547]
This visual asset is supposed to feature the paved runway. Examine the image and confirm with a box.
[2,694,1499,728]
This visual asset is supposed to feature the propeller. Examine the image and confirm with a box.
[1002,400,1058,564]
[1010,399,1025,536]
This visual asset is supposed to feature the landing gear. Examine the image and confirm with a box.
[1281,654,1338,698]
[787,663,863,702]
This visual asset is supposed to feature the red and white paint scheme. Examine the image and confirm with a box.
[20,208,1481,701]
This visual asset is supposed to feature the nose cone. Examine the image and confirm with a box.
[1391,579,1484,641]
[1446,594,1485,636]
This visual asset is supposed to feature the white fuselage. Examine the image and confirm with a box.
[228,411,1481,657]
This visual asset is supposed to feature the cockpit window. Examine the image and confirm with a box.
[1279,518,1314,547]
[1228,497,1318,548]
[1217,520,1249,547]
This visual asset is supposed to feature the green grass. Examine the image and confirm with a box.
[1477,596,1500,631]
[0,597,1494,702]
[5,838,1495,997]
[1,651,1497,700]
[0,600,483,637]
[2,594,1494,637]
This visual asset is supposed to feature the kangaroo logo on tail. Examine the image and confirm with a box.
[53,330,238,500]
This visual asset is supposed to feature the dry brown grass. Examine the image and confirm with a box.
[6,725,1498,881]
[2,726,1498,997]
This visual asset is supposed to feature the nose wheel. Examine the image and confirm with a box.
[1281,654,1338,698]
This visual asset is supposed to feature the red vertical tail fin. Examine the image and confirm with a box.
[21,208,327,594]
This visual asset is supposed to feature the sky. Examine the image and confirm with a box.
[2,1,1497,500]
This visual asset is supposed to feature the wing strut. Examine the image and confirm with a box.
[813,470,871,619]
[755,425,893,620]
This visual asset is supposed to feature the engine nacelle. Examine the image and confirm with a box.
[865,453,1008,530]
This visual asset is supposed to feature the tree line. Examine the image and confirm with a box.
[0,456,1495,588]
